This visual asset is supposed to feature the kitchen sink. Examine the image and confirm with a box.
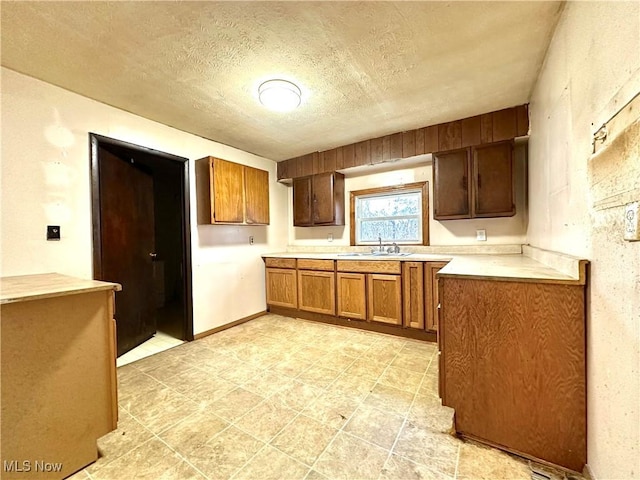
[337,252,412,257]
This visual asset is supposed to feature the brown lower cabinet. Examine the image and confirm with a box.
[265,268,297,309]
[424,261,449,332]
[336,272,367,320]
[402,262,424,329]
[438,276,586,472]
[297,270,335,315]
[367,274,402,325]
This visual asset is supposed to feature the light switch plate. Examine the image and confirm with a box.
[476,229,487,241]
[327,233,333,242]
[624,202,640,241]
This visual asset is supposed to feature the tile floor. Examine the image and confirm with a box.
[117,331,185,367]
[70,314,573,480]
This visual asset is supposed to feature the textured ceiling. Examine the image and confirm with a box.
[1,1,562,161]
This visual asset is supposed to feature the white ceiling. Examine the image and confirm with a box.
[1,1,562,161]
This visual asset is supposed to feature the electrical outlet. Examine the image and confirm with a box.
[249,236,254,245]
[328,233,333,242]
[47,225,61,241]
[476,229,487,241]
[624,202,640,241]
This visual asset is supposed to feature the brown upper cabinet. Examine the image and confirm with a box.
[293,172,345,227]
[433,141,514,220]
[196,156,270,225]
[278,105,528,181]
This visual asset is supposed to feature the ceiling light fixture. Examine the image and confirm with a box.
[258,79,301,112]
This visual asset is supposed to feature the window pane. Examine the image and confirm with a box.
[359,218,421,242]
[357,192,420,219]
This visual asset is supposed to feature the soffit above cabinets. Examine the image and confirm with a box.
[1,2,562,161]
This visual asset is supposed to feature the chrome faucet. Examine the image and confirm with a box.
[378,236,383,252]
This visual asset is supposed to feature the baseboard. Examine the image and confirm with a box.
[193,310,266,340]
[583,464,596,480]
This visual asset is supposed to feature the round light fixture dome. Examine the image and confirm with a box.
[258,79,301,112]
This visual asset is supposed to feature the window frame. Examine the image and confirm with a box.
[349,181,429,246]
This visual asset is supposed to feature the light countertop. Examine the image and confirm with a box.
[263,251,587,285]
[1,273,122,304]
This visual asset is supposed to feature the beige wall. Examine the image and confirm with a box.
[0,67,289,335]
[289,143,528,247]
[527,2,640,479]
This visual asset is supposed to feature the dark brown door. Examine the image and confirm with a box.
[433,148,472,220]
[312,172,336,224]
[473,141,515,217]
[293,176,313,226]
[99,147,156,356]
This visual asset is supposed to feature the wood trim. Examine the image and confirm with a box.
[193,311,266,340]
[264,257,297,269]
[107,293,118,430]
[89,133,194,343]
[336,260,401,274]
[349,181,430,246]
[296,259,335,271]
[268,306,437,343]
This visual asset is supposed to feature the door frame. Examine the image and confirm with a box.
[89,133,194,342]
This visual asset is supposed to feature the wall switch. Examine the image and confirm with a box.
[47,225,61,241]
[328,233,333,242]
[624,202,640,241]
[249,236,254,245]
[476,229,487,241]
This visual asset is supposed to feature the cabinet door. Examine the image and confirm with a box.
[245,166,270,224]
[473,141,514,217]
[312,172,336,224]
[336,272,367,320]
[212,158,244,223]
[433,148,472,220]
[266,268,297,309]
[367,274,402,325]
[298,270,336,315]
[293,176,313,226]
[402,262,424,329]
[425,262,449,332]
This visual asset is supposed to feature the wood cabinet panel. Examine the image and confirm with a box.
[298,270,336,315]
[336,272,367,320]
[264,257,296,269]
[402,262,424,329]
[473,142,514,217]
[354,140,371,167]
[424,125,439,153]
[370,137,384,164]
[515,104,529,136]
[367,274,402,325]
[425,261,449,332]
[438,121,462,151]
[297,259,334,271]
[266,268,297,309]
[212,158,244,223]
[461,116,481,148]
[480,114,493,144]
[415,128,426,155]
[342,143,356,169]
[197,157,269,225]
[402,130,416,158]
[293,176,313,226]
[383,133,403,161]
[336,260,401,274]
[440,277,586,471]
[245,166,269,224]
[433,148,472,219]
[492,108,517,142]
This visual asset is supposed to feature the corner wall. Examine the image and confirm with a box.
[0,67,289,335]
[527,2,640,478]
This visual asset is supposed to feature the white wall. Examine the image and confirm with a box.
[0,67,289,335]
[289,143,528,247]
[527,2,640,479]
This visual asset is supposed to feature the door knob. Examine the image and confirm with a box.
[149,253,157,260]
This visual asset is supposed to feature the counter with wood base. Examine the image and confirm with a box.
[1,273,121,480]
[438,250,588,473]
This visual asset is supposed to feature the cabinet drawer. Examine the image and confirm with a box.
[297,259,334,271]
[264,257,296,269]
[336,260,401,274]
